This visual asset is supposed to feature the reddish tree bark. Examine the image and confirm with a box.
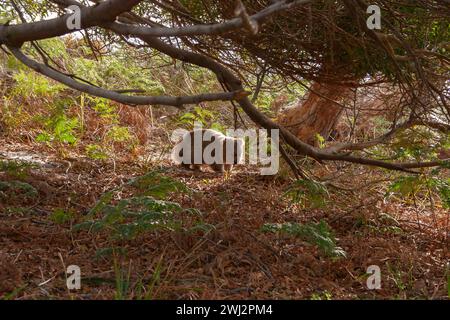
[280,82,353,145]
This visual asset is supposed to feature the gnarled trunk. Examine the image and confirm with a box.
[280,82,353,146]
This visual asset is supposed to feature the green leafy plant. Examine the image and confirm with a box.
[36,114,79,145]
[89,97,118,121]
[284,179,329,209]
[387,176,421,197]
[210,122,226,133]
[0,181,38,201]
[11,69,64,98]
[178,106,215,127]
[364,212,403,235]
[315,133,326,149]
[50,208,74,224]
[310,291,333,300]
[387,174,450,209]
[0,160,35,179]
[128,170,190,199]
[428,177,450,209]
[74,170,201,241]
[262,220,346,258]
[106,126,133,143]
[74,196,187,240]
[85,144,109,160]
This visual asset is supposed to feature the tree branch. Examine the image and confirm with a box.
[101,0,311,38]
[8,47,241,107]
[325,119,450,153]
[0,0,142,46]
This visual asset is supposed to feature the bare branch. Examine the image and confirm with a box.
[234,0,259,35]
[8,47,241,108]
[0,0,142,46]
[325,119,450,153]
[102,0,311,38]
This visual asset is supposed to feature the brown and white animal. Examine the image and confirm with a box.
[171,129,244,173]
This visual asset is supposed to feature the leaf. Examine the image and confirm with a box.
[0,181,38,199]
[284,179,329,208]
[262,220,346,258]
[129,171,189,199]
[73,172,199,242]
[88,191,114,216]
[387,176,420,197]
[50,208,74,224]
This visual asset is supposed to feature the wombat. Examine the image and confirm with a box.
[171,129,244,172]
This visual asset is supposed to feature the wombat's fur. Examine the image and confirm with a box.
[171,129,244,172]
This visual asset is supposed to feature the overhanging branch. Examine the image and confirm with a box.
[8,47,241,107]
[0,0,142,46]
[325,119,450,153]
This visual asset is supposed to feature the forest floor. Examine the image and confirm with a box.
[0,133,448,300]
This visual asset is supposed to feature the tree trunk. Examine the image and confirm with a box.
[280,82,353,146]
